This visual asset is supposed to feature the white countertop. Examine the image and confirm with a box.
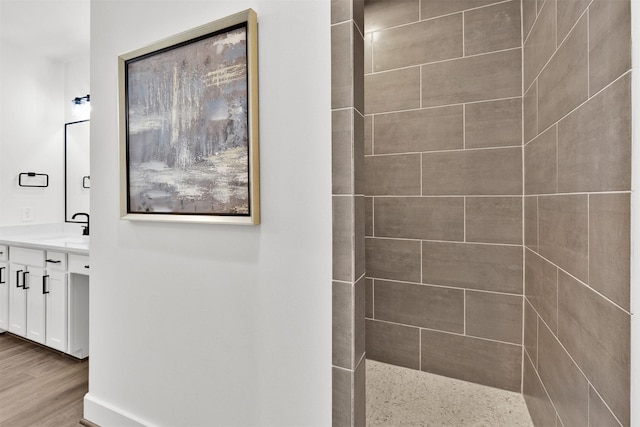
[0,223,89,255]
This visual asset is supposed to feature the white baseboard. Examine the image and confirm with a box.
[83,393,153,427]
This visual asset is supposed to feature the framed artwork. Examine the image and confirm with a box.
[118,9,259,224]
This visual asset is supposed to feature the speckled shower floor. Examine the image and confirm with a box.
[367,360,534,427]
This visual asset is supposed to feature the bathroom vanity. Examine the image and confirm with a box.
[0,223,89,359]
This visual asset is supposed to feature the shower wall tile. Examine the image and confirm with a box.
[557,73,631,193]
[374,197,464,241]
[420,329,522,392]
[525,249,558,334]
[589,0,631,95]
[333,196,354,282]
[522,0,537,41]
[353,358,366,426]
[422,147,522,195]
[523,299,538,366]
[463,1,521,56]
[523,81,537,143]
[556,0,589,43]
[524,124,557,195]
[366,319,420,369]
[421,0,500,20]
[353,0,364,35]
[374,106,463,154]
[524,196,538,252]
[364,33,372,75]
[354,196,366,278]
[537,322,589,427]
[354,276,366,365]
[421,48,521,108]
[464,98,522,149]
[365,278,373,318]
[537,13,588,131]
[353,112,365,195]
[422,241,522,294]
[364,0,418,34]
[465,196,522,245]
[465,291,522,344]
[333,281,355,369]
[332,22,355,109]
[332,0,351,24]
[364,196,373,236]
[523,355,557,427]
[364,115,372,155]
[523,0,556,90]
[558,271,630,426]
[365,67,420,114]
[589,386,622,427]
[374,280,464,333]
[373,14,462,72]
[538,194,588,282]
[365,154,421,195]
[366,237,421,282]
[332,367,353,426]
[589,193,630,310]
[332,109,354,194]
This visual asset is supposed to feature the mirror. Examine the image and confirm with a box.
[65,120,90,222]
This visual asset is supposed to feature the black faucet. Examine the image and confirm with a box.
[72,212,90,236]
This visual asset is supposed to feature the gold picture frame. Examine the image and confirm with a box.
[118,9,260,225]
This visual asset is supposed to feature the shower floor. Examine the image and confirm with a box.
[367,360,534,427]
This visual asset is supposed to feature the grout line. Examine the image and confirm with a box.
[371,196,375,237]
[367,235,524,247]
[463,104,466,149]
[463,197,467,241]
[463,290,467,335]
[587,8,590,97]
[587,194,590,285]
[372,279,375,319]
[555,125,559,193]
[462,11,466,57]
[365,144,524,157]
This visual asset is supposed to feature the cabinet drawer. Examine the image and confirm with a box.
[45,251,67,271]
[0,245,7,261]
[68,254,90,275]
[10,247,45,267]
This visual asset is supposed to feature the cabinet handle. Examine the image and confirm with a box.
[84,265,90,269]
[23,271,30,290]
[43,275,50,294]
[46,259,61,264]
[16,270,23,288]
[0,267,5,284]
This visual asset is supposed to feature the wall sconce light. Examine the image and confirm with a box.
[72,94,91,117]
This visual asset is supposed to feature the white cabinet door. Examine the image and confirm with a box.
[45,271,68,352]
[0,262,8,331]
[25,267,46,344]
[9,264,27,336]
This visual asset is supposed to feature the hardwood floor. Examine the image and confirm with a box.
[0,332,88,427]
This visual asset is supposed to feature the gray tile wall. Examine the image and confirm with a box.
[522,0,632,425]
[332,0,366,425]
[364,0,523,392]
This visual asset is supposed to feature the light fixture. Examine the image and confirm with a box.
[72,94,91,117]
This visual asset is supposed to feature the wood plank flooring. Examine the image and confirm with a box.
[0,333,88,427]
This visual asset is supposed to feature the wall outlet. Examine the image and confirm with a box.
[21,207,34,222]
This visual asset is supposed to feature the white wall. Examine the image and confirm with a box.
[65,53,90,123]
[87,1,332,426]
[0,39,65,225]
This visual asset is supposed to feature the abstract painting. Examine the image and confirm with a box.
[119,9,259,224]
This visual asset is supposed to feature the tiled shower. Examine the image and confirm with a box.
[332,0,631,426]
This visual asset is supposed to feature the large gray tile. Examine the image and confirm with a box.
[365,196,373,236]
[353,112,365,195]
[589,193,630,311]
[366,237,421,282]
[466,291,522,344]
[525,249,558,334]
[538,13,588,130]
[422,49,521,107]
[537,322,589,427]
[522,0,537,41]
[422,147,522,195]
[365,278,373,318]
[332,109,354,195]
[333,281,355,369]
[524,299,538,366]
[523,354,558,427]
[374,197,464,241]
[465,196,522,245]
[374,106,463,154]
[464,1,521,56]
[465,98,522,149]
[332,366,353,426]
[364,32,373,75]
[525,124,557,195]
[332,22,355,109]
[366,319,420,369]
[421,329,522,391]
[374,280,464,333]
[364,114,373,155]
[589,0,631,95]
[538,194,588,282]
[354,24,365,115]
[333,196,354,282]
[422,241,523,294]
[589,385,623,427]
[557,73,631,193]
[365,0,419,33]
[354,0,364,35]
[524,196,538,252]
[366,67,421,114]
[354,356,366,427]
[556,0,589,43]
[524,81,538,143]
[354,196,365,279]
[558,271,630,427]
[332,0,350,24]
[365,154,421,195]
[421,0,502,19]
[354,276,366,368]
[523,0,556,90]
[373,14,462,72]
